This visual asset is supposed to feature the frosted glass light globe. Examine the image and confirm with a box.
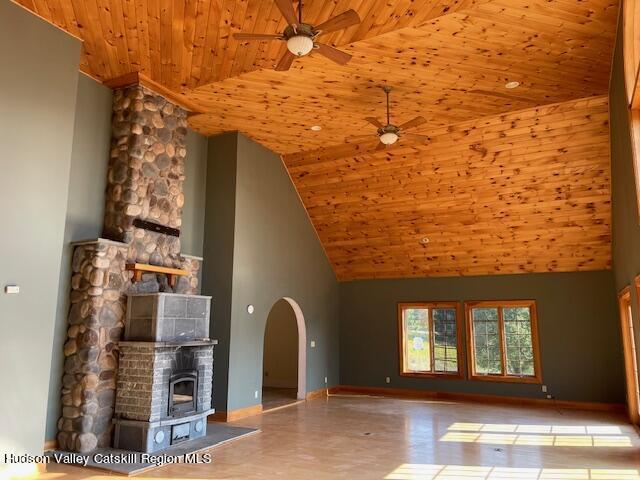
[287,35,314,56]
[380,132,399,145]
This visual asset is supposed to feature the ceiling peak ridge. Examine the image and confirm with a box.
[282,93,609,166]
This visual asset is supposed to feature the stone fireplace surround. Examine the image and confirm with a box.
[57,82,207,453]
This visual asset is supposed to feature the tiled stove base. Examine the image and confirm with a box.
[113,409,215,453]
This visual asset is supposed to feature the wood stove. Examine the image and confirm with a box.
[113,293,215,453]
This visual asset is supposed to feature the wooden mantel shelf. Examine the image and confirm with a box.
[126,263,188,287]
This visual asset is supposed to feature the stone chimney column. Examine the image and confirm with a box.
[104,85,188,267]
[57,83,200,453]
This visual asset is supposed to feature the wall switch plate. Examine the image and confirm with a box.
[541,385,547,393]
[324,376,328,384]
[254,390,258,399]
[4,285,19,294]
[310,340,316,348]
[385,377,391,384]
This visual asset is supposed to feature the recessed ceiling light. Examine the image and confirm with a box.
[311,125,322,131]
[505,81,520,89]
[420,237,430,245]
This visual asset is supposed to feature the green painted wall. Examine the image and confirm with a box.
[202,133,339,412]
[182,130,208,256]
[201,133,238,412]
[0,1,80,464]
[45,74,113,442]
[610,11,640,395]
[610,15,640,310]
[340,270,624,403]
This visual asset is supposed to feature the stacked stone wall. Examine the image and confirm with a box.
[103,85,187,267]
[57,240,130,452]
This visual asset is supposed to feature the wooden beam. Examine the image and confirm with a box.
[104,71,205,114]
[126,263,188,287]
[632,61,640,110]
[103,71,140,89]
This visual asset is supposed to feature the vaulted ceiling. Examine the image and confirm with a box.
[286,96,611,280]
[14,0,618,280]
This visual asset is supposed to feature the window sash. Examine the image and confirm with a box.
[623,0,640,106]
[399,303,462,378]
[623,0,640,221]
[466,301,541,383]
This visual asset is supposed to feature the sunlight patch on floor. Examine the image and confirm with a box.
[442,422,632,448]
[385,464,640,480]
[448,423,623,435]
[0,464,56,480]
[440,431,633,447]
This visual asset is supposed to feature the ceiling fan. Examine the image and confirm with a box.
[233,0,361,71]
[356,86,430,150]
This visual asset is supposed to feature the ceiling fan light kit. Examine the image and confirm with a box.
[359,86,430,149]
[380,131,399,145]
[287,35,314,56]
[233,1,361,71]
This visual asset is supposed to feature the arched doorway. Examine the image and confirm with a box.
[262,297,307,410]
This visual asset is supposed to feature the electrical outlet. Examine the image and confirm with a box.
[541,385,547,393]
[546,394,552,399]
[385,377,391,384]
[254,390,258,399]
[310,340,316,348]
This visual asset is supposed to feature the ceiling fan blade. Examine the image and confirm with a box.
[314,43,352,65]
[399,116,427,131]
[364,117,384,128]
[375,141,387,151]
[402,133,431,143]
[315,9,361,34]
[348,134,378,142]
[275,0,299,26]
[275,50,296,71]
[233,33,282,41]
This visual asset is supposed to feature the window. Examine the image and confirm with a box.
[398,303,463,378]
[465,301,542,383]
[623,0,640,107]
[622,282,640,426]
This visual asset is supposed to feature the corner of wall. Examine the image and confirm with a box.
[201,132,240,412]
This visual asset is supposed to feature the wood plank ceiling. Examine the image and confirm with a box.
[14,0,618,280]
[287,96,611,279]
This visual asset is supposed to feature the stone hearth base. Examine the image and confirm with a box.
[113,408,215,453]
